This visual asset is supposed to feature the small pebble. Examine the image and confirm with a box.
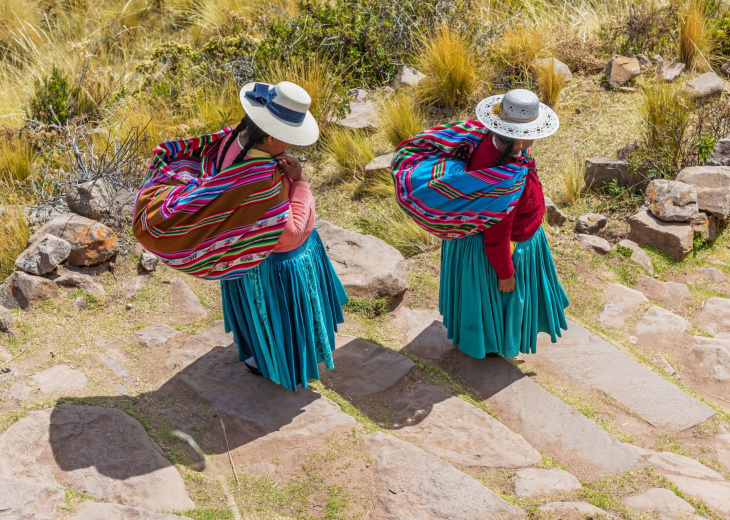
[630,336,638,344]
[126,303,133,310]
[1,366,10,373]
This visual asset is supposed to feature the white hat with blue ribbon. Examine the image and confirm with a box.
[239,81,320,146]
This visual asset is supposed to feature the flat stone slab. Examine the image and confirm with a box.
[124,276,146,299]
[133,324,179,348]
[534,321,714,432]
[166,321,234,369]
[444,351,646,479]
[0,405,194,512]
[599,283,648,329]
[635,306,690,336]
[695,297,730,336]
[0,475,65,520]
[513,468,582,498]
[8,381,31,401]
[170,278,206,316]
[70,502,194,520]
[363,431,526,519]
[97,353,132,379]
[323,336,416,397]
[390,383,541,469]
[539,502,615,519]
[622,487,698,518]
[391,307,454,359]
[31,364,88,394]
[636,275,690,311]
[683,336,730,384]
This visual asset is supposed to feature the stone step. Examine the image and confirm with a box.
[531,321,715,432]
[324,336,542,469]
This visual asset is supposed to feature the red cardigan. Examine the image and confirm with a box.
[467,133,545,280]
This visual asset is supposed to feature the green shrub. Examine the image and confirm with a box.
[26,66,97,124]
[597,4,677,58]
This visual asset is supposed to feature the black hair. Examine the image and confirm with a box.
[216,114,271,172]
[493,133,516,166]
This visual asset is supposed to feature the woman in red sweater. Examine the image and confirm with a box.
[439,89,569,359]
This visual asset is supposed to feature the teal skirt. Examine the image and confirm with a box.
[221,229,348,391]
[439,227,569,359]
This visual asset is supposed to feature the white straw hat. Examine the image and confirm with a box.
[475,89,559,140]
[239,81,320,146]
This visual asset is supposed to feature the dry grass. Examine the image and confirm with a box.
[490,21,547,84]
[559,157,585,205]
[0,0,45,58]
[534,58,565,107]
[0,200,29,280]
[0,135,34,184]
[416,25,478,108]
[378,92,426,149]
[322,128,375,178]
[678,0,712,71]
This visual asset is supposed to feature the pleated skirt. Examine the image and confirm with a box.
[221,229,348,391]
[439,227,569,359]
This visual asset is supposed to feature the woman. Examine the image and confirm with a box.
[392,89,568,359]
[134,81,347,391]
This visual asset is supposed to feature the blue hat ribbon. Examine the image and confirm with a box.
[245,83,306,124]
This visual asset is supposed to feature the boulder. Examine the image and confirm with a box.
[544,196,567,227]
[676,166,730,220]
[70,502,194,520]
[657,60,686,82]
[685,71,725,100]
[632,53,652,70]
[393,65,426,89]
[28,214,119,266]
[584,157,639,189]
[331,101,378,130]
[132,324,179,348]
[170,277,206,316]
[31,364,88,394]
[605,55,641,87]
[55,272,106,298]
[694,297,730,336]
[575,234,610,254]
[575,213,607,234]
[628,208,693,261]
[14,234,72,275]
[66,179,114,221]
[705,134,730,166]
[616,239,654,274]
[644,179,699,222]
[0,475,65,520]
[140,252,158,272]
[316,220,408,298]
[684,337,730,382]
[691,211,720,241]
[513,468,582,498]
[652,54,664,64]
[0,271,58,310]
[635,306,690,335]
[599,283,648,329]
[364,153,395,173]
[722,60,730,78]
[636,275,690,312]
[697,267,725,283]
[534,57,573,83]
[622,488,697,518]
[0,305,16,336]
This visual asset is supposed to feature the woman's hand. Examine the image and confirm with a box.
[498,275,516,292]
[276,153,305,182]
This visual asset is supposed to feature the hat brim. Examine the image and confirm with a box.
[475,95,559,140]
[239,82,320,147]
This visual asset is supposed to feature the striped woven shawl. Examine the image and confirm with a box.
[133,127,290,280]
[391,120,535,240]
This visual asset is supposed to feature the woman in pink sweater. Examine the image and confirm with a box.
[219,81,348,392]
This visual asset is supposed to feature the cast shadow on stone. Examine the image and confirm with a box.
[47,341,321,481]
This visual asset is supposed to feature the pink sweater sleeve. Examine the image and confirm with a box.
[272,180,316,252]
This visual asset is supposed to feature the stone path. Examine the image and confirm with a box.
[531,321,715,432]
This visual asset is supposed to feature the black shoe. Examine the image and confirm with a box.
[484,352,501,358]
[244,359,262,376]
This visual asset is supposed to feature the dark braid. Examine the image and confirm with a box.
[216,115,272,172]
[493,133,517,166]
[217,117,248,173]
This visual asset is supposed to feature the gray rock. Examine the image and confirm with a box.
[393,65,426,89]
[55,272,106,298]
[617,239,654,274]
[316,220,408,298]
[390,383,542,468]
[636,306,690,336]
[28,214,119,266]
[628,208,693,261]
[124,276,146,299]
[722,60,730,78]
[684,337,730,382]
[139,252,158,272]
[0,277,16,310]
[166,321,234,370]
[695,297,730,336]
[534,57,573,83]
[676,166,730,220]
[622,488,697,518]
[31,364,88,394]
[544,196,567,227]
[575,234,610,254]
[645,179,699,222]
[539,502,615,519]
[70,502,194,520]
[575,213,607,234]
[657,60,686,82]
[605,55,641,87]
[585,157,640,189]
[685,71,725,100]
[324,336,416,396]
[0,406,195,512]
[74,296,88,309]
[691,211,720,241]
[363,432,526,519]
[599,283,648,329]
[364,153,395,173]
[705,134,730,167]
[632,53,652,70]
[513,468,582,498]
[391,307,454,360]
[2,271,59,310]
[0,475,65,520]
[97,354,132,379]
[350,88,369,102]
[650,353,678,379]
[697,267,725,283]
[648,451,724,479]
[331,101,378,130]
[132,324,179,348]
[8,381,31,401]
[533,321,715,432]
[636,275,690,311]
[170,278,206,316]
[14,234,72,275]
[66,179,114,221]
[652,54,664,64]
[0,305,16,335]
